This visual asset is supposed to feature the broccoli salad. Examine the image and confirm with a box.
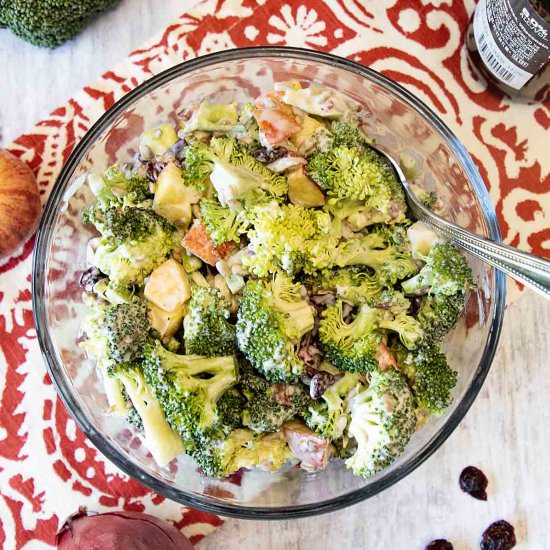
[80,80,473,480]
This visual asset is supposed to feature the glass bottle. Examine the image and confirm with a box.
[466,0,550,100]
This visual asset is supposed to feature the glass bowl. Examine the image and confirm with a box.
[32,47,506,519]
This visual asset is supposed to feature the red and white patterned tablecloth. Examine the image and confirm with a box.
[1,1,548,548]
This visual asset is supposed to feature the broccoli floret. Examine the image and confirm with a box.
[89,164,151,207]
[81,297,151,366]
[368,223,411,251]
[85,206,176,285]
[401,243,473,296]
[328,120,370,149]
[378,310,423,350]
[190,428,293,478]
[318,300,422,371]
[236,274,315,383]
[181,142,213,192]
[240,361,310,433]
[81,295,135,415]
[307,123,406,222]
[318,301,382,373]
[304,372,361,440]
[216,387,246,432]
[306,267,384,306]
[199,198,249,245]
[243,202,337,277]
[334,235,419,285]
[345,368,416,478]
[417,292,465,343]
[0,0,119,48]
[103,299,151,363]
[398,343,457,414]
[142,340,238,440]
[182,137,287,207]
[324,199,390,231]
[110,363,185,467]
[183,286,236,357]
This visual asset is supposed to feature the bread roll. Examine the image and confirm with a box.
[0,150,41,259]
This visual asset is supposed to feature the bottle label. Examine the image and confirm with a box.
[473,0,550,89]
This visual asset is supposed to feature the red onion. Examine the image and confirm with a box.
[56,508,193,549]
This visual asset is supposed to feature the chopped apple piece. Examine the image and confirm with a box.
[148,302,186,339]
[153,162,201,227]
[144,258,191,312]
[287,166,326,207]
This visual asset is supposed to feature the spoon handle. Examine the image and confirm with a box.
[409,196,550,299]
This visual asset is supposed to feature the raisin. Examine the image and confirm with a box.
[459,466,488,500]
[426,540,453,550]
[309,371,344,399]
[79,267,105,293]
[250,145,288,164]
[143,160,167,183]
[480,520,516,550]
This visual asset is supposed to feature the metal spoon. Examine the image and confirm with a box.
[369,144,550,299]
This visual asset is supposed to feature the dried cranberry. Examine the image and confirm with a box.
[459,466,488,500]
[425,540,453,550]
[480,520,516,550]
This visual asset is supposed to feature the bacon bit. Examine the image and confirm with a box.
[282,420,332,472]
[376,342,397,371]
[181,221,235,266]
[254,91,301,145]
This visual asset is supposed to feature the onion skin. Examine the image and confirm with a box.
[56,508,194,549]
[0,150,41,259]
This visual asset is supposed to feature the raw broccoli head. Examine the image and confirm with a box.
[334,235,419,286]
[243,202,336,277]
[397,343,457,414]
[304,372,361,440]
[189,428,293,478]
[307,122,406,222]
[0,0,120,48]
[236,274,315,383]
[318,301,382,373]
[142,340,238,440]
[183,286,237,357]
[401,243,473,297]
[199,198,249,245]
[417,292,465,343]
[85,206,176,285]
[240,361,310,433]
[345,368,416,478]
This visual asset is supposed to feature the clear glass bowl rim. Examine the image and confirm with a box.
[32,46,506,519]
